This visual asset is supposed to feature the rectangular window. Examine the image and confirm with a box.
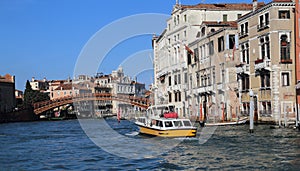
[282,72,290,86]
[168,93,172,102]
[178,74,181,84]
[279,10,290,19]
[184,73,188,84]
[245,22,248,33]
[242,75,250,91]
[196,73,200,87]
[194,48,199,62]
[168,76,172,86]
[218,36,224,52]
[237,14,242,19]
[261,72,270,88]
[223,14,227,22]
[208,41,214,55]
[174,75,177,85]
[241,43,249,64]
[265,13,269,25]
[229,35,235,49]
[187,53,192,65]
[259,15,264,27]
[184,14,187,22]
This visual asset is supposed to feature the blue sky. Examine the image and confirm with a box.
[0,0,266,90]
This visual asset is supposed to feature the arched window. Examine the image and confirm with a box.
[280,34,290,61]
[201,27,205,37]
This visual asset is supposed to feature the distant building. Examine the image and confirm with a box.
[0,74,16,113]
[15,89,23,107]
[95,66,146,115]
[30,77,49,91]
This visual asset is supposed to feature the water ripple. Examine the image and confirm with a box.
[0,120,299,170]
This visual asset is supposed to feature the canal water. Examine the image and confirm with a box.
[0,118,299,170]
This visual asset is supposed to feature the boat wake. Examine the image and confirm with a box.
[174,137,198,141]
[125,131,139,136]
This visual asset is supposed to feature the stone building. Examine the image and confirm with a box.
[187,21,240,122]
[0,74,16,113]
[30,77,49,91]
[153,2,257,118]
[109,66,146,115]
[236,0,296,124]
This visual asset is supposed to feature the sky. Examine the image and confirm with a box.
[0,0,268,91]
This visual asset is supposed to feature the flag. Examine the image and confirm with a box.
[185,45,194,54]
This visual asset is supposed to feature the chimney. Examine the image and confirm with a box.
[253,0,258,11]
[31,77,35,82]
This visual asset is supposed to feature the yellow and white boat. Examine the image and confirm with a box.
[135,105,197,137]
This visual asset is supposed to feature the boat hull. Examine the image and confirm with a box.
[205,118,247,126]
[137,124,197,137]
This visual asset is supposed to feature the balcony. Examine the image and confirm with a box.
[280,59,293,64]
[254,59,271,71]
[217,83,224,90]
[257,22,269,32]
[182,84,188,90]
[259,110,272,117]
[236,63,250,75]
[238,32,248,39]
[197,85,214,94]
[259,89,271,101]
[173,84,181,91]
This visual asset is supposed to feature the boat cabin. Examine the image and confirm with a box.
[151,119,193,129]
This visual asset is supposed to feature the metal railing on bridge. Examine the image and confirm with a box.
[33,93,151,115]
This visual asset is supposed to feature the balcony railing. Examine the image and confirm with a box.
[240,111,249,116]
[280,59,293,64]
[257,22,269,31]
[259,110,272,117]
[254,59,271,71]
[217,83,224,90]
[236,63,250,74]
[238,32,248,39]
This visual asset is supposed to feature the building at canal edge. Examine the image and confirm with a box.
[152,0,300,125]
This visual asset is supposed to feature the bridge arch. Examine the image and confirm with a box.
[33,93,150,115]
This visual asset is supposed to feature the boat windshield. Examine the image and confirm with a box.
[164,121,173,127]
[183,120,192,127]
[155,120,163,127]
[173,121,183,127]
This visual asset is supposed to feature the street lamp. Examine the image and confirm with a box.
[249,89,254,133]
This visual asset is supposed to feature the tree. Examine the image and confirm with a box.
[23,80,50,108]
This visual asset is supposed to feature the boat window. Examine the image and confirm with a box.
[138,118,146,124]
[173,121,183,127]
[156,120,163,127]
[164,121,173,127]
[183,121,192,126]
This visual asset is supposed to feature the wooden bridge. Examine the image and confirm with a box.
[33,93,151,115]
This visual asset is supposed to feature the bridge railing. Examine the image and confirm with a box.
[33,93,151,112]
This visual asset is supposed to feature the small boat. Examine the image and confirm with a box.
[204,117,248,126]
[135,105,197,137]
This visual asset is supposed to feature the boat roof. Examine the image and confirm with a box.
[152,117,191,121]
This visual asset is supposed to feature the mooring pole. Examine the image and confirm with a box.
[249,89,254,133]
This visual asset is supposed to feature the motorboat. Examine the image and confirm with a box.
[135,105,197,137]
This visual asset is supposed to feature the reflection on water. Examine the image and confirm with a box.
[0,118,299,170]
